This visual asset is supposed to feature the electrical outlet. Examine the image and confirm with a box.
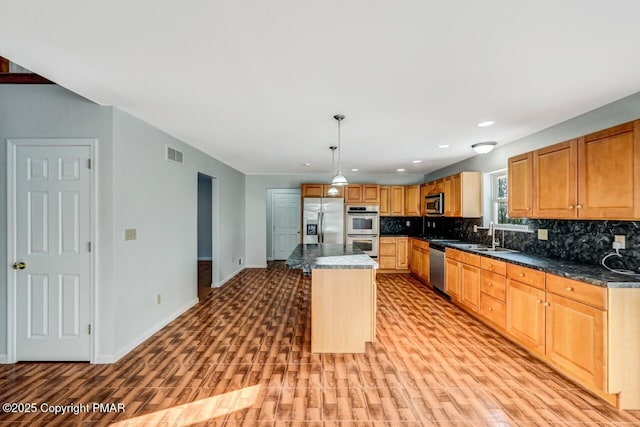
[156,294,161,304]
[124,228,137,241]
[238,258,243,266]
[232,256,235,264]
[538,229,548,241]
[406,220,410,226]
[473,225,478,233]
[614,235,626,249]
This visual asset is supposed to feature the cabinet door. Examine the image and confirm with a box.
[396,238,409,269]
[419,184,428,216]
[410,244,422,277]
[434,178,445,194]
[419,248,430,283]
[362,185,380,204]
[322,184,344,198]
[445,258,460,300]
[506,279,545,354]
[545,293,606,391]
[390,186,404,215]
[460,263,480,312]
[444,176,453,216]
[379,186,390,216]
[451,174,461,217]
[301,184,323,198]
[533,139,578,218]
[379,237,396,269]
[508,152,533,218]
[578,121,640,219]
[345,185,363,203]
[404,185,421,216]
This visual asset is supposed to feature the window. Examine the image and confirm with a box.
[490,170,528,231]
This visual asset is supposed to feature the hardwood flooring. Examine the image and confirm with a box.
[1,265,640,426]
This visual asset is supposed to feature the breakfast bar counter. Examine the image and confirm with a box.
[286,243,378,353]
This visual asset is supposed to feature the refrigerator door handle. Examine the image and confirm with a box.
[320,211,324,243]
[317,212,323,243]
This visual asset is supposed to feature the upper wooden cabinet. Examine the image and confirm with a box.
[509,119,640,220]
[345,184,380,204]
[379,185,404,216]
[442,172,481,218]
[404,185,421,216]
[301,183,343,198]
[533,139,578,218]
[419,184,428,216]
[508,152,533,218]
[379,186,390,215]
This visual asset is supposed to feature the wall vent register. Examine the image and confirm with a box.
[166,146,184,164]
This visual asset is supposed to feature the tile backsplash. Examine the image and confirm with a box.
[423,217,640,273]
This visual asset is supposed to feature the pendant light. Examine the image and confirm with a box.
[327,146,339,196]
[331,114,349,186]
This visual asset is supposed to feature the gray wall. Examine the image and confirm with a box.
[246,173,425,267]
[197,174,213,259]
[1,85,246,362]
[425,91,640,180]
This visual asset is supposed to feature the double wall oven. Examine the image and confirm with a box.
[345,205,379,257]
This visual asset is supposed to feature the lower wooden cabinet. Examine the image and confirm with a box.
[396,237,409,269]
[379,237,409,271]
[506,279,546,354]
[409,238,429,284]
[459,263,480,312]
[445,258,460,299]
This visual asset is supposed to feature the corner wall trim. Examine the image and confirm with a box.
[94,298,198,364]
[214,267,245,287]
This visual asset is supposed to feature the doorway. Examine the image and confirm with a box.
[7,138,96,362]
[267,189,301,260]
[197,173,214,300]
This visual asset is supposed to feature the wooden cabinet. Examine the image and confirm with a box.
[445,258,461,300]
[419,184,428,216]
[479,266,506,330]
[444,174,462,217]
[379,237,409,271]
[404,185,421,216]
[409,239,429,284]
[533,139,578,218]
[508,152,533,218]
[301,183,344,198]
[445,248,480,305]
[441,172,481,218]
[379,186,390,216]
[578,121,640,219]
[459,263,480,312]
[506,279,546,354]
[509,118,640,220]
[346,184,380,204]
[396,237,409,269]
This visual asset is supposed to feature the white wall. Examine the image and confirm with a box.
[245,173,424,267]
[424,91,640,180]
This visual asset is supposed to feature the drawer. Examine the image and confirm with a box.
[546,274,607,309]
[481,257,507,275]
[506,263,545,289]
[479,293,506,330]
[379,256,397,269]
[446,248,480,267]
[480,269,506,302]
[379,241,396,256]
[411,238,429,250]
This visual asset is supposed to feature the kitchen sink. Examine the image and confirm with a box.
[453,243,484,249]
[474,247,518,253]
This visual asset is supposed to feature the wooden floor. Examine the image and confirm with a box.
[2,264,640,426]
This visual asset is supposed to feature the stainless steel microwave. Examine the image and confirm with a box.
[425,193,444,215]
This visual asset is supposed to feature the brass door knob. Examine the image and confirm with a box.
[13,262,27,270]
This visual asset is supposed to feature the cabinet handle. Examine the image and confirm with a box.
[526,206,530,211]
[565,287,574,292]
[544,302,550,307]
[576,204,582,209]
[488,263,493,268]
[488,307,493,312]
[519,273,525,277]
[568,205,574,209]
[536,299,543,304]
[488,282,493,286]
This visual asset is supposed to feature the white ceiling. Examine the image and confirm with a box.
[2,0,640,175]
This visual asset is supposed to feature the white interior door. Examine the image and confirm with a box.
[12,144,92,361]
[273,192,301,260]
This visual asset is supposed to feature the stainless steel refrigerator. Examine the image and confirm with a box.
[303,198,344,244]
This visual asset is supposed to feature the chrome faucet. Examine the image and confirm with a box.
[488,221,500,249]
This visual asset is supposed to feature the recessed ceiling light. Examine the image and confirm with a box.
[438,144,450,149]
[397,168,406,172]
[351,168,359,172]
[477,120,495,127]
[412,160,422,164]
[302,162,311,167]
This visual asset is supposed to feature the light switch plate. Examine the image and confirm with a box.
[538,229,548,240]
[124,228,137,241]
[614,235,626,249]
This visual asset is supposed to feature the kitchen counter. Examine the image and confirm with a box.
[285,243,378,274]
[407,236,640,288]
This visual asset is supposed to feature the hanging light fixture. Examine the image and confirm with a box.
[471,141,497,154]
[327,146,339,196]
[331,114,348,186]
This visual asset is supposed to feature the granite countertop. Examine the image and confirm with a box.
[285,243,378,274]
[405,236,640,288]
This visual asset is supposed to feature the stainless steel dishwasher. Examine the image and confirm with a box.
[429,247,446,295]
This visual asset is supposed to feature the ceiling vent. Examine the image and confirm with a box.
[166,146,183,164]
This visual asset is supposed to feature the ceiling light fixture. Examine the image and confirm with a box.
[351,168,359,172]
[331,114,348,186]
[477,120,495,127]
[397,168,406,172]
[327,146,339,196]
[438,144,450,149]
[412,160,422,164]
[472,141,497,154]
[302,162,311,167]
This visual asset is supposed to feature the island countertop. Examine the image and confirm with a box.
[285,243,378,274]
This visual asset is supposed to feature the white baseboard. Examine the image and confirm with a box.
[245,264,267,268]
[93,298,199,364]
[214,266,245,287]
[267,257,274,261]
[0,354,8,364]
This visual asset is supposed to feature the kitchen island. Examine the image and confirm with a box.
[286,243,378,353]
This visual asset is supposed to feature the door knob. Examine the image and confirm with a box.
[13,262,27,270]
